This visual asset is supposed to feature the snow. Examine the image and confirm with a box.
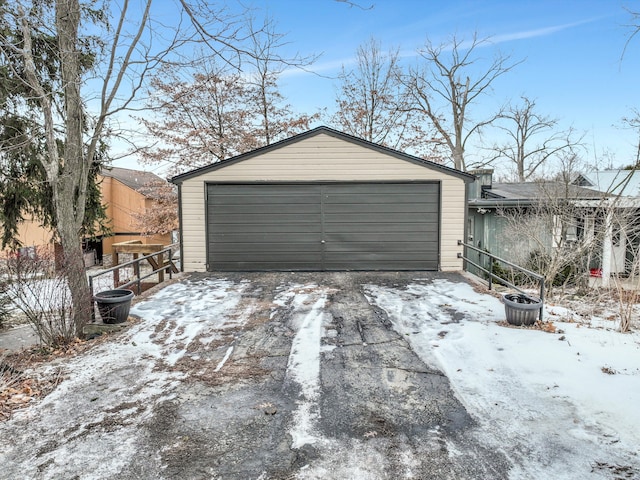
[0,277,248,480]
[129,278,248,366]
[364,279,640,479]
[275,283,331,449]
[1,275,639,479]
[214,345,234,372]
[7,271,115,313]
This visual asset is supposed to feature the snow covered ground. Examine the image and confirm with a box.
[364,279,640,479]
[1,273,638,479]
[6,270,115,313]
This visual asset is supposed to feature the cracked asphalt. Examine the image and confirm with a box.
[130,272,510,479]
[1,271,512,479]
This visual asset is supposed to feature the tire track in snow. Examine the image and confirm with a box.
[276,285,330,449]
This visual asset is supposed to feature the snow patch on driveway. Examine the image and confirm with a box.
[130,277,247,366]
[276,284,331,449]
[364,279,640,479]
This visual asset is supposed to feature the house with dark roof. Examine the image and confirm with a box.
[570,169,640,283]
[465,169,632,281]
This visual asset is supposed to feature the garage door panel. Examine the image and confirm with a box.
[324,183,428,194]
[323,222,434,234]
[213,203,321,215]
[325,192,439,204]
[208,184,323,270]
[209,224,322,234]
[324,260,436,270]
[323,203,437,214]
[208,253,322,271]
[210,233,322,243]
[212,252,322,263]
[212,242,323,254]
[326,242,436,255]
[211,185,321,203]
[325,231,438,243]
[324,213,435,224]
[211,195,320,206]
[325,251,437,261]
[321,183,439,270]
[211,214,322,224]
[214,260,323,271]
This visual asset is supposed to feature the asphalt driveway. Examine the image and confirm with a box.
[2,271,637,479]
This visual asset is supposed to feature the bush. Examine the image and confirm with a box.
[479,249,530,287]
[489,259,529,287]
[2,250,77,347]
[525,250,580,287]
[0,280,11,329]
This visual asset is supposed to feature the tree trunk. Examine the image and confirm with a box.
[517,160,525,182]
[56,0,92,332]
[452,145,465,171]
[57,200,92,330]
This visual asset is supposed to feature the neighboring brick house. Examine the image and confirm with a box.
[2,166,175,264]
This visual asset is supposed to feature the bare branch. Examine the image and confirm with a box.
[402,33,522,170]
[335,0,374,10]
[330,38,445,160]
[621,6,640,61]
[492,96,585,181]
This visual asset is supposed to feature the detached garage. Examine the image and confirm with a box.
[171,127,473,272]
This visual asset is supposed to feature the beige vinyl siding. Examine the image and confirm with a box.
[180,133,466,272]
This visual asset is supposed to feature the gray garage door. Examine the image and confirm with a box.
[206,183,440,271]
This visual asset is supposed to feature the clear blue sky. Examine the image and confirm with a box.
[114,0,640,173]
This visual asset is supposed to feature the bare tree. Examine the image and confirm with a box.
[334,0,374,9]
[12,0,94,329]
[1,0,299,337]
[620,109,640,169]
[497,151,640,333]
[497,155,603,296]
[402,33,521,171]
[139,16,318,177]
[244,15,319,146]
[132,181,179,237]
[332,37,443,160]
[622,6,640,60]
[491,97,584,181]
[139,62,258,175]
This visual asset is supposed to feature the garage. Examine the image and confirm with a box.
[172,126,473,272]
[207,182,440,271]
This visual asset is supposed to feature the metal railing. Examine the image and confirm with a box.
[458,240,545,320]
[88,243,179,299]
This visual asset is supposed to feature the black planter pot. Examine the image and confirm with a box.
[94,289,134,324]
[503,293,542,326]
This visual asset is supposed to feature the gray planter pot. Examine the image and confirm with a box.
[503,293,542,326]
[94,289,134,324]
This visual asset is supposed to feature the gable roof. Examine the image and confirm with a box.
[101,166,166,195]
[170,126,475,184]
[574,169,640,197]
